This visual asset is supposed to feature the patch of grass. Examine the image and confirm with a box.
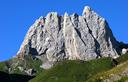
[0,62,9,73]
[116,53,128,64]
[87,59,128,82]
[29,57,113,82]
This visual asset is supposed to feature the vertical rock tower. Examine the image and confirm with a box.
[17,6,120,69]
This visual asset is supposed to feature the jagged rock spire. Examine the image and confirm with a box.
[17,6,121,69]
[82,6,92,15]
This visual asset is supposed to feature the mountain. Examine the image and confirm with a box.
[1,6,127,82]
[17,6,121,69]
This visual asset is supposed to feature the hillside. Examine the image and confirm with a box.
[0,53,128,82]
[27,53,128,82]
[29,57,114,82]
[0,55,42,75]
[87,53,128,82]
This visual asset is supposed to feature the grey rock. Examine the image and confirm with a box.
[25,68,36,76]
[40,61,54,69]
[122,48,128,54]
[17,6,121,69]
[18,66,24,72]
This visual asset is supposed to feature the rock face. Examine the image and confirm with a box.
[17,6,121,69]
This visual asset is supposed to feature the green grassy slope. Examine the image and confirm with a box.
[1,53,128,82]
[116,53,128,64]
[87,53,128,82]
[29,57,114,82]
[87,60,128,82]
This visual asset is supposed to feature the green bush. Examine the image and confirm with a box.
[0,62,8,73]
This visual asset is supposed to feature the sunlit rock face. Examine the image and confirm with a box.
[17,6,121,69]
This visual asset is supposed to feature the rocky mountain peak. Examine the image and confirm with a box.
[82,6,92,15]
[17,6,121,69]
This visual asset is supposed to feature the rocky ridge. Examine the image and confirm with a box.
[17,6,121,69]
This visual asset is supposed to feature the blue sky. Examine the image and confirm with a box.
[0,0,128,61]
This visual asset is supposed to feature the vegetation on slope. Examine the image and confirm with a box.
[87,53,128,82]
[10,55,42,75]
[29,57,114,82]
[0,55,42,75]
[116,53,128,64]
[87,61,128,82]
[0,61,9,73]
[1,53,128,82]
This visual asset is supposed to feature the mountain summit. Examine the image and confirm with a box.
[17,6,121,69]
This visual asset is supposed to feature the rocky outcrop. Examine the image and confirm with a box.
[17,6,121,69]
[25,68,36,76]
[122,48,128,54]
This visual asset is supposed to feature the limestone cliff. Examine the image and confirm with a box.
[17,6,121,69]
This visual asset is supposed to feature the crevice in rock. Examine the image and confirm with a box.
[29,48,38,56]
[58,16,62,32]
[84,18,101,57]
[40,48,48,55]
[74,28,86,47]
[74,28,81,38]
[27,40,39,56]
[70,15,87,47]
